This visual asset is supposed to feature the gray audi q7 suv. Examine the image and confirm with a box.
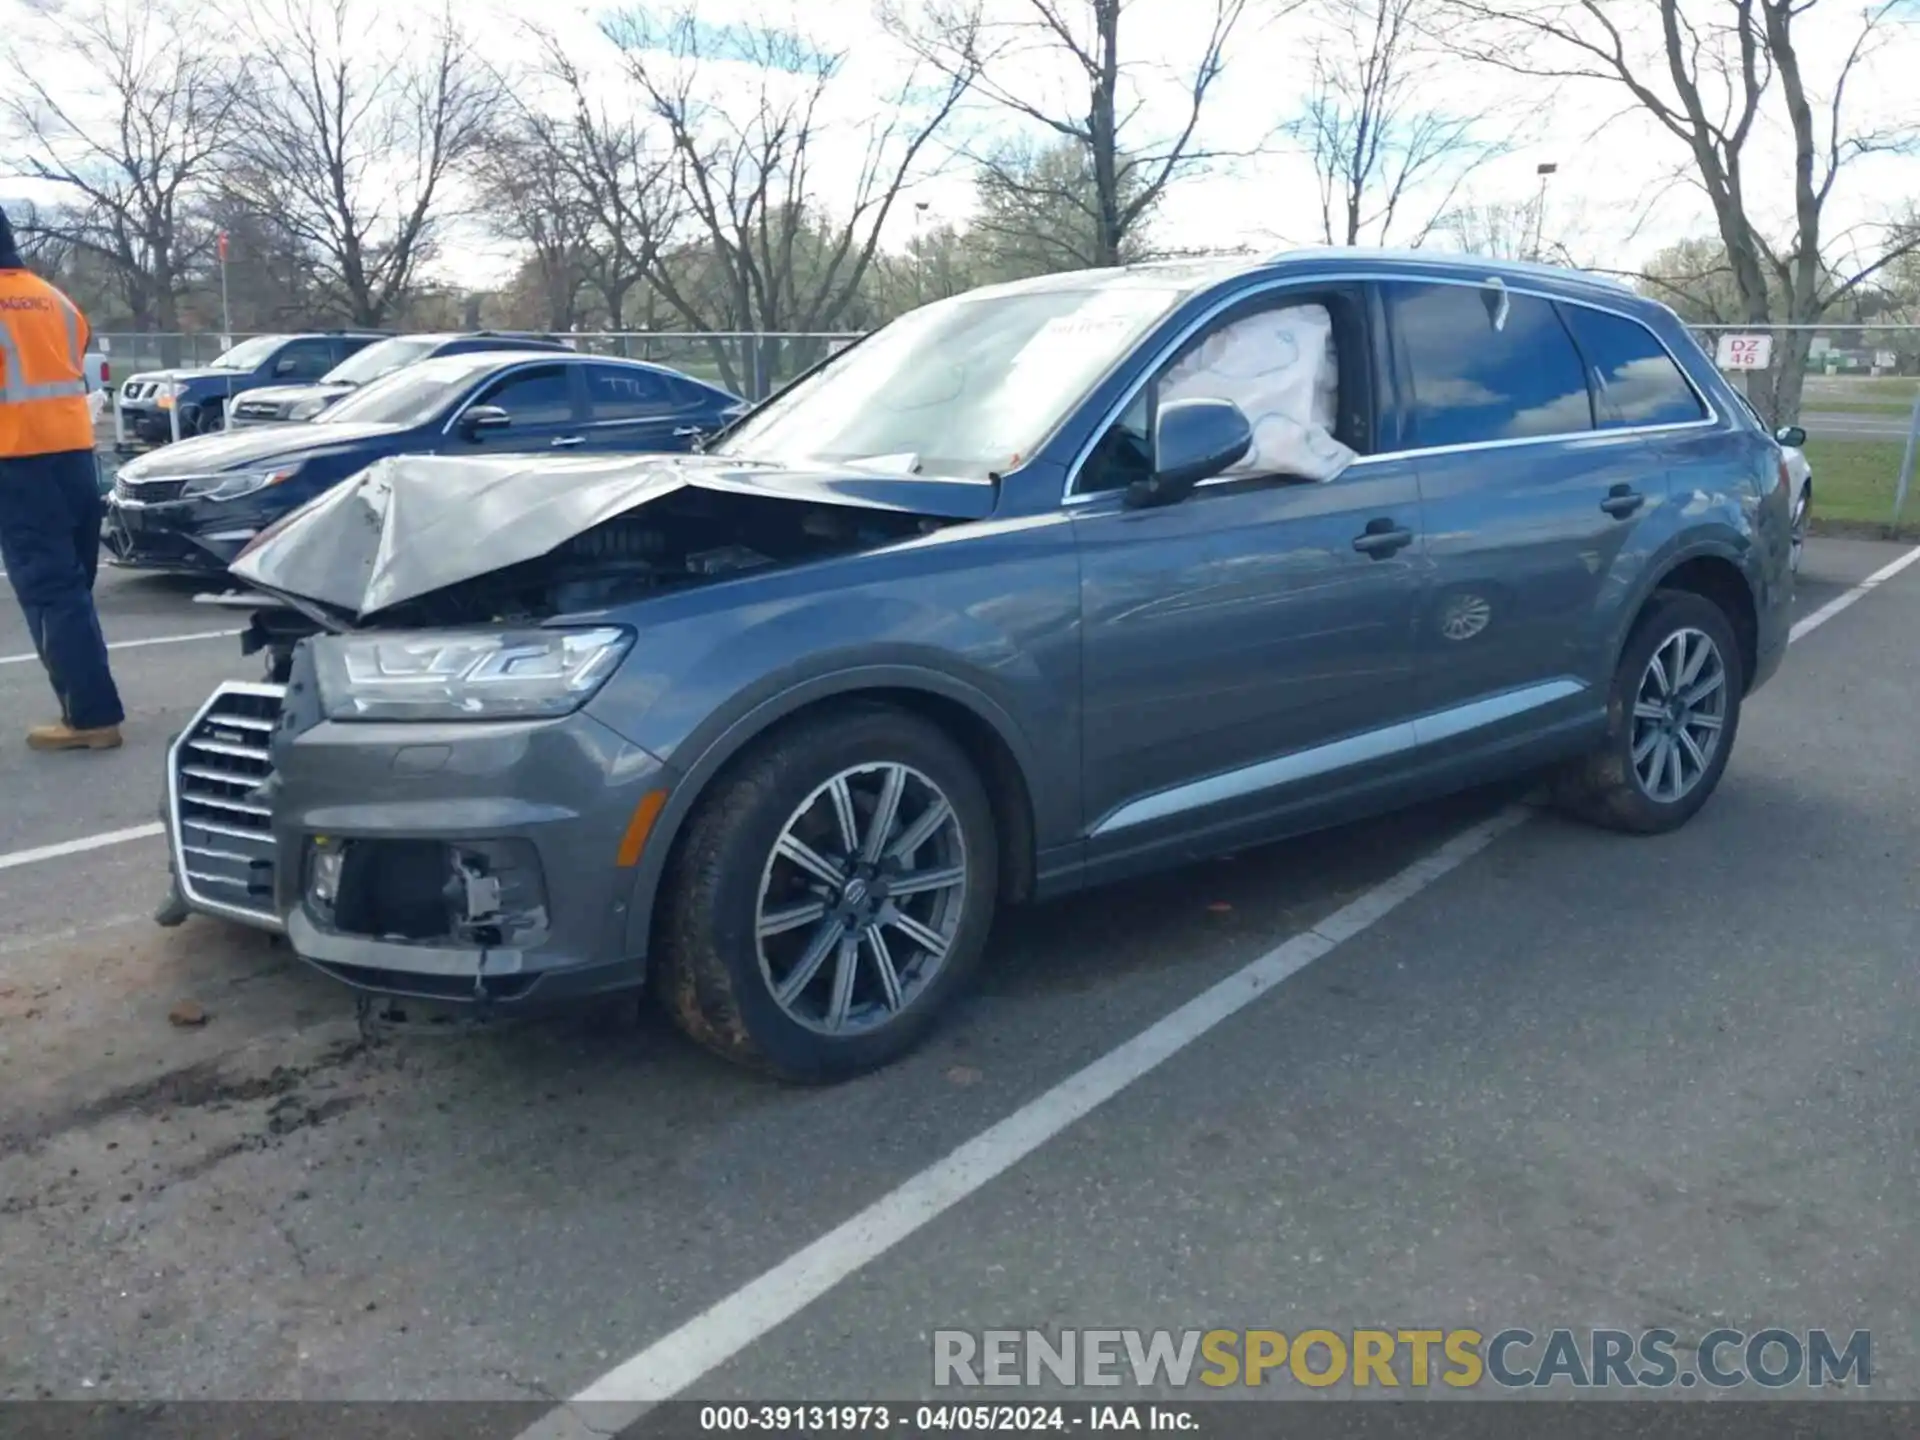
[159,250,1793,1080]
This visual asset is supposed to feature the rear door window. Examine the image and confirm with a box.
[1559,305,1709,429]
[1387,281,1593,449]
[584,364,675,420]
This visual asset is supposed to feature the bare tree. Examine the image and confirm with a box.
[517,33,681,332]
[1,0,243,332]
[885,0,1256,268]
[1435,195,1547,261]
[1288,0,1509,247]
[224,0,502,326]
[474,122,595,332]
[969,138,1160,275]
[1441,0,1920,424]
[604,6,971,393]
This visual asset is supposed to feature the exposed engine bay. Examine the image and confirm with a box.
[219,453,985,682]
[380,487,943,627]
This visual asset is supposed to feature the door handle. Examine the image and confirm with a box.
[1600,484,1645,518]
[551,435,584,449]
[1352,518,1415,558]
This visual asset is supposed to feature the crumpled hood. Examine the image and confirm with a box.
[228,450,997,621]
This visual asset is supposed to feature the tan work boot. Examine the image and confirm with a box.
[27,722,124,752]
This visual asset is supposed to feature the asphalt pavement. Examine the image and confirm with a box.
[0,539,1915,1407]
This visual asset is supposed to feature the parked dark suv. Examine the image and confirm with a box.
[226,331,574,428]
[158,250,1793,1081]
[116,331,387,442]
[107,351,743,572]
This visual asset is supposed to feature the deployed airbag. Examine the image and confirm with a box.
[1157,303,1355,482]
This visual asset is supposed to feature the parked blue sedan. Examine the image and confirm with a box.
[103,351,745,572]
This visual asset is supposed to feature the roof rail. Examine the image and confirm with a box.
[1258,246,1635,290]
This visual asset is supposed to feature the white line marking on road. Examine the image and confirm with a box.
[515,804,1533,1439]
[1790,541,1920,642]
[0,627,239,666]
[0,823,163,873]
[516,539,1920,1439]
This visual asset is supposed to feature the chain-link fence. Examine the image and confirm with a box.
[1686,324,1920,530]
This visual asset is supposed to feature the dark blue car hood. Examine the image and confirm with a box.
[114,421,406,478]
[228,449,999,620]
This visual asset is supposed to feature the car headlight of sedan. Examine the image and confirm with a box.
[286,397,329,421]
[313,627,634,721]
[180,464,301,502]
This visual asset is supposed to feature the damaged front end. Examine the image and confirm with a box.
[157,448,994,1005]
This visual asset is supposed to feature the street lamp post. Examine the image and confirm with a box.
[1531,163,1558,262]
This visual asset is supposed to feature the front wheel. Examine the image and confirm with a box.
[653,704,999,1081]
[1554,590,1744,834]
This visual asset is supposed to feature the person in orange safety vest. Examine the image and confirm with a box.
[0,206,125,750]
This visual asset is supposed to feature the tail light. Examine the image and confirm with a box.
[102,360,111,384]
[1777,458,1791,494]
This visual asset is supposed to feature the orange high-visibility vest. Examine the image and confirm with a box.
[0,268,93,458]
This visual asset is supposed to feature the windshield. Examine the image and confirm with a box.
[317,364,467,428]
[209,334,289,371]
[322,336,438,387]
[712,283,1187,477]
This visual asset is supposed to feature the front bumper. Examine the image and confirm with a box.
[103,496,247,571]
[164,677,672,1006]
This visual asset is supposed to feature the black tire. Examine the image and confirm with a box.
[1554,589,1744,834]
[653,703,1000,1081]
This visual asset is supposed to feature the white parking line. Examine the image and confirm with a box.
[514,538,1920,1437]
[0,822,163,873]
[1789,541,1920,641]
[0,627,240,666]
[517,805,1533,1438]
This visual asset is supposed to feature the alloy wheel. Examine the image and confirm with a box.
[754,762,969,1036]
[1629,626,1728,804]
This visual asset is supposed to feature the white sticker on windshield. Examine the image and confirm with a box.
[1006,289,1178,377]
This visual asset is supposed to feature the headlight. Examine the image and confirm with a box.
[286,398,328,420]
[313,627,634,721]
[180,464,301,502]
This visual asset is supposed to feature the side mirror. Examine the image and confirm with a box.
[1776,424,1806,448]
[1124,397,1253,510]
[460,404,512,439]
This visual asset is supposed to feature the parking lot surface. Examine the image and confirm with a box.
[0,538,1915,1406]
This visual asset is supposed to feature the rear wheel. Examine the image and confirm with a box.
[654,705,999,1081]
[1554,590,1744,834]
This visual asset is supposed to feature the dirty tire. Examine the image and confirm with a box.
[1553,589,1744,835]
[653,703,999,1082]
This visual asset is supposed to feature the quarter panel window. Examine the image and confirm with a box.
[1560,305,1708,428]
[1390,282,1593,448]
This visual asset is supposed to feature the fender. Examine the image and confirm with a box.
[614,659,1049,963]
[1608,524,1760,674]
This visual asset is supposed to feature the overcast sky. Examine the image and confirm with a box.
[8,0,1917,292]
